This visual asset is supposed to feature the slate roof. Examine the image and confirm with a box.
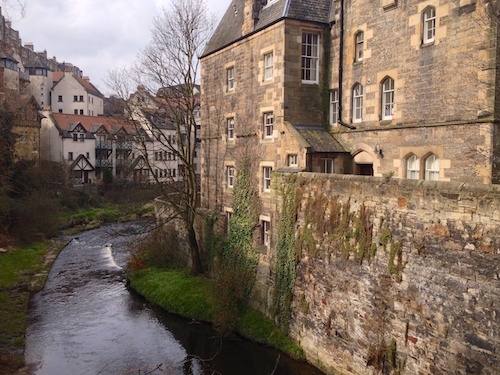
[203,0,333,57]
[292,124,346,153]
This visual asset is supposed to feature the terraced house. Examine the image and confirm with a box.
[201,0,500,229]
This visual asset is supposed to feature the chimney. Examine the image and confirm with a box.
[242,0,261,36]
[83,76,90,82]
[24,42,34,51]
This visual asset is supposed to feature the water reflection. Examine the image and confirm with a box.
[25,221,324,375]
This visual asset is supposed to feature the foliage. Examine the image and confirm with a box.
[128,268,306,360]
[0,241,64,373]
[128,226,186,272]
[272,176,299,333]
[128,268,214,322]
[213,156,259,334]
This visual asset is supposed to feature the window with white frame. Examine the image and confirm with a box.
[406,154,420,179]
[227,117,235,140]
[262,167,272,192]
[227,166,235,188]
[355,31,364,62]
[321,158,334,174]
[382,77,394,120]
[261,220,271,246]
[264,52,273,80]
[352,83,363,122]
[227,67,234,91]
[423,7,436,44]
[330,90,339,126]
[301,33,319,83]
[263,112,274,138]
[425,154,440,181]
[288,154,298,167]
[68,152,73,161]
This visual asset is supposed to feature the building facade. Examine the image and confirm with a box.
[201,0,500,238]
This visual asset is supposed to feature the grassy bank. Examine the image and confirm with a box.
[0,241,65,373]
[128,268,305,360]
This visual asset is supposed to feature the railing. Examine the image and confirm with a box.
[72,178,83,185]
[95,159,112,167]
[116,142,132,150]
[95,141,112,149]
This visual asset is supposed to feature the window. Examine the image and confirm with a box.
[261,220,271,246]
[74,109,78,115]
[68,152,73,161]
[288,154,298,167]
[79,133,84,142]
[227,118,235,140]
[227,166,235,188]
[263,167,272,192]
[154,151,158,161]
[73,133,78,141]
[79,109,84,115]
[406,154,420,179]
[382,77,394,120]
[263,112,274,138]
[425,154,440,181]
[330,90,339,126]
[301,33,319,83]
[86,152,90,158]
[58,109,63,113]
[73,95,78,102]
[79,95,84,102]
[321,158,334,174]
[352,83,363,122]
[262,0,277,7]
[58,95,63,102]
[355,31,364,62]
[264,52,273,80]
[423,7,436,44]
[227,67,234,91]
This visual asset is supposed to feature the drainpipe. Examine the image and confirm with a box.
[337,0,356,130]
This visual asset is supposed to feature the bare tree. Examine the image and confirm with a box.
[107,0,215,275]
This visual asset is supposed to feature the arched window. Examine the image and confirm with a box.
[381,77,394,120]
[406,154,420,179]
[354,31,364,62]
[425,154,440,180]
[352,83,363,123]
[423,7,436,44]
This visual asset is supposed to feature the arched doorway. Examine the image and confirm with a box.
[353,151,374,176]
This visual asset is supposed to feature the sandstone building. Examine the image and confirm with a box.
[201,0,500,241]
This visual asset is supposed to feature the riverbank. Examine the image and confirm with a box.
[0,240,66,375]
[128,268,306,361]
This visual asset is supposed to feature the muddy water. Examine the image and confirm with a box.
[25,222,325,375]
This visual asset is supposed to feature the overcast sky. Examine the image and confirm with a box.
[9,0,229,95]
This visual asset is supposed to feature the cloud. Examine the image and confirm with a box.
[13,0,228,94]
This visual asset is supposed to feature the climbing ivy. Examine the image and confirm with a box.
[213,156,259,334]
[273,176,299,333]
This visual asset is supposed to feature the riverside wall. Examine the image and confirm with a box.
[270,173,500,375]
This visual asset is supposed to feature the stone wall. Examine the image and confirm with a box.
[270,172,500,375]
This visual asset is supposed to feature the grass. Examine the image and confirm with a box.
[128,268,306,361]
[0,241,65,373]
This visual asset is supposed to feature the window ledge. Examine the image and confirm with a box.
[353,60,363,66]
[380,119,393,126]
[421,41,435,48]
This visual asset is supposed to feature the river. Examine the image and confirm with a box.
[24,221,325,375]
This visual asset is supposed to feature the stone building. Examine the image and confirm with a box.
[200,0,500,373]
[201,0,500,233]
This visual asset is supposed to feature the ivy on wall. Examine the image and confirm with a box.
[273,175,300,333]
[213,156,259,334]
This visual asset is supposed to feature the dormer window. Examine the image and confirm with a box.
[1,57,18,70]
[262,0,278,7]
